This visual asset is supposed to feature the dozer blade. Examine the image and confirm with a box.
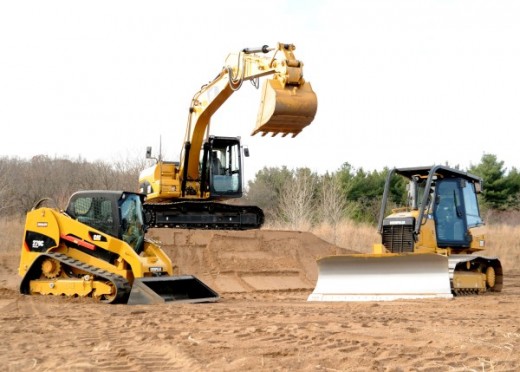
[127,275,219,305]
[307,253,454,302]
[252,79,317,137]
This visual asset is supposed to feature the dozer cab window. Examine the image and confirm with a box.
[120,194,145,252]
[208,141,241,197]
[434,179,469,247]
[462,182,483,228]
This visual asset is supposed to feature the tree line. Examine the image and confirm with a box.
[1,153,519,226]
[0,155,145,217]
[243,153,520,226]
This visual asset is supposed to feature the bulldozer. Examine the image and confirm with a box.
[308,165,503,301]
[19,190,219,304]
[139,43,317,230]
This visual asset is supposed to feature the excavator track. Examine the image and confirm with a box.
[144,201,264,230]
[20,252,132,304]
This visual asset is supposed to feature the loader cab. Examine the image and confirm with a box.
[66,191,146,253]
[202,136,245,199]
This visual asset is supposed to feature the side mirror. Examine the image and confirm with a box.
[243,146,250,157]
[145,146,152,159]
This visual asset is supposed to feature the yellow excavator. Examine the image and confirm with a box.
[308,165,503,301]
[139,43,317,230]
[19,191,219,304]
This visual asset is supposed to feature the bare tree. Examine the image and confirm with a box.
[276,169,317,230]
[0,158,18,216]
[319,173,347,244]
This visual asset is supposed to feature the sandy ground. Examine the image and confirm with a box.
[1,229,519,371]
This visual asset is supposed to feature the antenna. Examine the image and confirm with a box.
[159,135,162,161]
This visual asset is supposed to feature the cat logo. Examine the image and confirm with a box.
[92,234,102,241]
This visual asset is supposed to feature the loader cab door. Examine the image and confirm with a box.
[434,178,479,248]
[119,193,145,253]
[206,137,243,198]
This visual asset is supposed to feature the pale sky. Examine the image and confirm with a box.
[1,1,519,183]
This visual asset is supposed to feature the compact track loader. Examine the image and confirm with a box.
[19,191,219,304]
[308,165,503,302]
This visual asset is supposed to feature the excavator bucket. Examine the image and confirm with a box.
[307,253,454,302]
[127,275,219,305]
[252,79,317,137]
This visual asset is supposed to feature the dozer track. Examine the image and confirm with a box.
[144,201,264,230]
[20,252,132,304]
[449,255,503,296]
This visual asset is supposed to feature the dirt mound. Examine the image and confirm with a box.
[148,229,354,294]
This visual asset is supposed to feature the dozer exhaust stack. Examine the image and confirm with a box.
[253,79,317,138]
[308,254,454,302]
[128,275,219,305]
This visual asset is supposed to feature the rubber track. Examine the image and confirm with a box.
[21,252,132,304]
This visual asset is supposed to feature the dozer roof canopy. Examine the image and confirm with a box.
[394,165,482,186]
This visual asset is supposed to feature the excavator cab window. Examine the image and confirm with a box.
[207,138,242,197]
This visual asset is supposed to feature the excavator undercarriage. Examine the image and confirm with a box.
[144,201,264,230]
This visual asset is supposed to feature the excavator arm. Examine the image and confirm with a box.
[181,42,317,182]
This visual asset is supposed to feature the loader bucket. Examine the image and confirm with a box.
[127,275,219,305]
[252,79,317,137]
[307,253,454,302]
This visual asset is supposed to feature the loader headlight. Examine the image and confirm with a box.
[149,267,163,273]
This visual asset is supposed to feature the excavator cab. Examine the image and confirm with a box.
[204,136,243,198]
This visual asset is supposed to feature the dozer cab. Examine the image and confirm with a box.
[308,165,503,302]
[19,191,219,304]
